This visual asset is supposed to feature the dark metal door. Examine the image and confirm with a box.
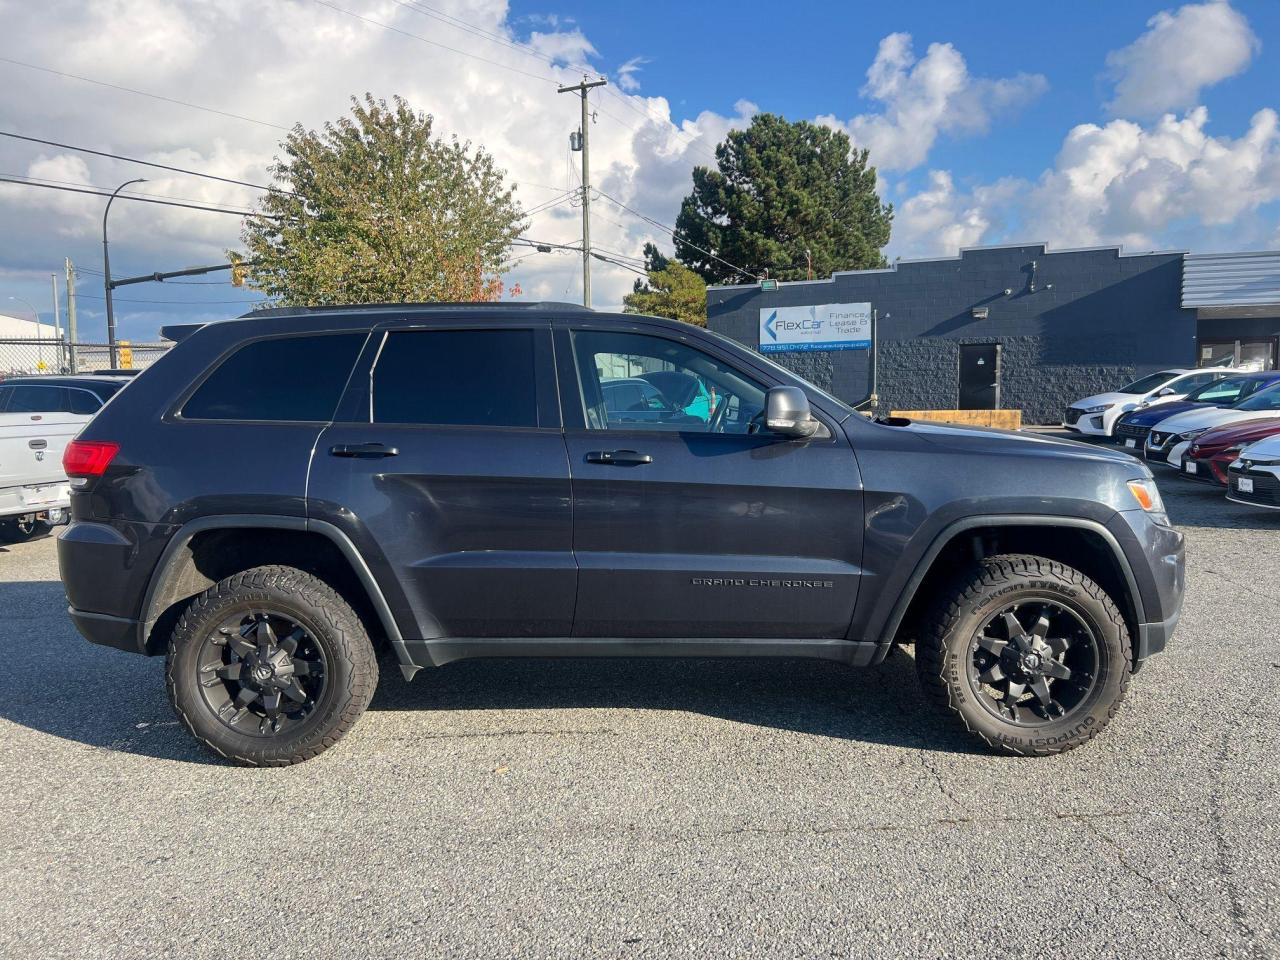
[959,343,1000,409]
[308,324,576,639]
[554,321,864,640]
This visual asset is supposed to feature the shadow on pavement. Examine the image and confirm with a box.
[0,579,983,763]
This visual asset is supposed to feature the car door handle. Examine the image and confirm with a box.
[585,449,653,465]
[28,439,47,450]
[329,443,399,459]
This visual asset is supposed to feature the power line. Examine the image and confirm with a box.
[0,130,295,198]
[2,172,265,213]
[0,57,289,131]
[306,0,559,86]
[75,293,267,304]
[0,128,567,202]
[0,175,276,218]
[594,189,756,281]
[383,0,721,167]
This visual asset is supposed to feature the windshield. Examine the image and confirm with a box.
[1117,371,1181,394]
[1186,376,1250,403]
[1233,381,1280,411]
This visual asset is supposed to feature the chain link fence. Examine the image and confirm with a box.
[0,338,171,377]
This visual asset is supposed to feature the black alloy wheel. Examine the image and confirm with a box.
[196,610,328,737]
[967,600,1099,726]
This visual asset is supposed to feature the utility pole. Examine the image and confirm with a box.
[558,74,607,308]
[65,258,78,373]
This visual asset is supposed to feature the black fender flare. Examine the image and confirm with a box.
[873,514,1147,658]
[138,514,406,661]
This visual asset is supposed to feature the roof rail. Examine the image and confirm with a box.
[237,301,594,319]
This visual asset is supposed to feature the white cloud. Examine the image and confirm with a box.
[819,33,1047,172]
[0,0,734,338]
[615,56,649,93]
[888,106,1280,260]
[1105,0,1260,118]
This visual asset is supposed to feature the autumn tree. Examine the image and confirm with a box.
[239,94,525,305]
[623,258,707,327]
[673,113,892,284]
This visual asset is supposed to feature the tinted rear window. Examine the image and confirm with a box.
[7,384,69,413]
[183,334,364,421]
[68,389,101,415]
[373,330,537,427]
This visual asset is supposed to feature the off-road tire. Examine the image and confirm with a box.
[916,553,1131,756]
[166,565,378,766]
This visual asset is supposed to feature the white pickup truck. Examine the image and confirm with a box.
[0,375,131,542]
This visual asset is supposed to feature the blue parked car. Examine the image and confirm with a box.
[1113,371,1280,451]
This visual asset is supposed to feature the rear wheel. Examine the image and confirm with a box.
[166,565,377,766]
[916,554,1131,755]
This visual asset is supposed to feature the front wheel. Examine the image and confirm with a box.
[916,554,1131,755]
[166,565,378,766]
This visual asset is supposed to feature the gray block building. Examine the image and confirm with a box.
[706,243,1280,424]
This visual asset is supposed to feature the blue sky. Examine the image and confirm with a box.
[2,0,1279,343]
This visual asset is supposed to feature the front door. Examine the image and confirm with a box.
[309,324,575,639]
[556,322,864,639]
[959,343,1000,409]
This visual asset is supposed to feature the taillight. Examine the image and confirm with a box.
[63,440,120,479]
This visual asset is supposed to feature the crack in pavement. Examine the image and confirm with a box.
[695,808,1148,841]
[369,728,619,742]
[1209,734,1261,955]
[1203,569,1280,604]
[1077,817,1218,947]
[918,753,962,807]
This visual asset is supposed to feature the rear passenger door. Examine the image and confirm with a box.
[309,323,574,639]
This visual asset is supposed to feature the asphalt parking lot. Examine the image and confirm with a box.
[1,469,1278,959]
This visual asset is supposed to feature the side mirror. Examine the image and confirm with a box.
[1157,387,1177,397]
[764,386,819,438]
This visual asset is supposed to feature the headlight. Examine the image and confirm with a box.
[1084,403,1114,414]
[1126,478,1166,515]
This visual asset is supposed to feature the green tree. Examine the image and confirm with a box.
[623,259,707,327]
[673,114,892,284]
[240,94,525,305]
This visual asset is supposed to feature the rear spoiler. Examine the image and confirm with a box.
[160,322,206,343]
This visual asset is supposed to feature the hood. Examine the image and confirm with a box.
[1118,400,1205,427]
[1150,406,1280,436]
[1070,391,1135,411]
[1192,416,1280,451]
[1241,434,1280,460]
[904,419,1144,467]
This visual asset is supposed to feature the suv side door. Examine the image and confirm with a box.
[309,321,574,639]
[555,318,864,639]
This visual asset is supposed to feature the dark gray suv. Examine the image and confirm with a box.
[58,303,1184,765]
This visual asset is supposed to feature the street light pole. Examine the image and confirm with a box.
[103,178,146,368]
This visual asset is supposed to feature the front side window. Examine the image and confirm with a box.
[572,330,766,433]
[182,334,365,422]
[372,329,538,427]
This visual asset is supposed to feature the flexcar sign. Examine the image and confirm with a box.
[759,303,872,353]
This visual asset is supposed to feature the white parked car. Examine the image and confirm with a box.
[1063,368,1231,437]
[0,375,130,542]
[1145,379,1280,470]
[1226,433,1280,510]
